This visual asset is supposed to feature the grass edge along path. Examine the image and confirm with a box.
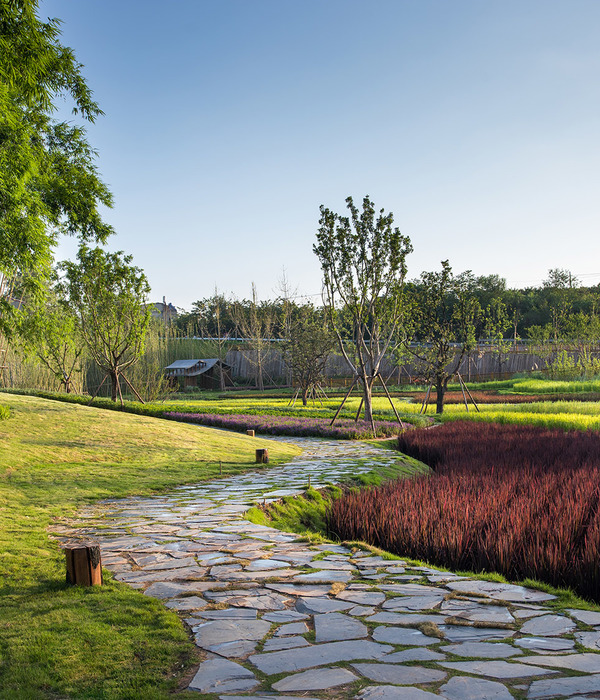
[0,393,300,700]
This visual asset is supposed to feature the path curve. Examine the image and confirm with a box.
[53,436,600,699]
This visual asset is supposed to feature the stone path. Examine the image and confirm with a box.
[52,436,600,699]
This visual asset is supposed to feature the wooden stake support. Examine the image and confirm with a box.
[64,543,103,586]
[255,448,269,464]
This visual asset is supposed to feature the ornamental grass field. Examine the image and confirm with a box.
[327,422,600,603]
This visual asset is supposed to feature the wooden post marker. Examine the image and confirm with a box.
[64,543,103,586]
[246,429,255,437]
[255,448,269,464]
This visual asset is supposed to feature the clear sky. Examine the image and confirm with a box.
[43,0,600,309]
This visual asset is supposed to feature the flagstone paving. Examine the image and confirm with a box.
[51,435,600,698]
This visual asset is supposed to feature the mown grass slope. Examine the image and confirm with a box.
[0,393,300,699]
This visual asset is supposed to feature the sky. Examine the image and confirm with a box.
[43,0,600,310]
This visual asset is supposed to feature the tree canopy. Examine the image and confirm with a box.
[61,246,150,403]
[0,0,112,333]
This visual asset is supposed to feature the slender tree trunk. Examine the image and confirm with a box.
[110,370,119,401]
[362,375,375,428]
[302,386,308,406]
[435,375,445,414]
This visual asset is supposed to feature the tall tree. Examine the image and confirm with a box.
[314,195,412,426]
[232,284,276,392]
[404,261,480,414]
[0,0,113,334]
[16,271,85,393]
[282,304,334,405]
[61,246,150,403]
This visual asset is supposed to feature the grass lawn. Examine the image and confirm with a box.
[0,393,300,699]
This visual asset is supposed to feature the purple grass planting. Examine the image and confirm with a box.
[164,412,403,439]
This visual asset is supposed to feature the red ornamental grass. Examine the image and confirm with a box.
[328,422,600,603]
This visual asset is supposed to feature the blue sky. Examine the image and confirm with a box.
[43,0,600,309]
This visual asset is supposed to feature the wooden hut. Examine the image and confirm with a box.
[164,359,233,390]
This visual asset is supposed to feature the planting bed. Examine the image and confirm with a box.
[328,422,600,602]
[165,411,407,439]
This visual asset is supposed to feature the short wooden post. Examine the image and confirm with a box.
[246,429,255,437]
[64,543,103,586]
[255,448,269,464]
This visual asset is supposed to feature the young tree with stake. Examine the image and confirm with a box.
[314,195,412,428]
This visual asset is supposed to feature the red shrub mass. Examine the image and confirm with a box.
[327,422,600,602]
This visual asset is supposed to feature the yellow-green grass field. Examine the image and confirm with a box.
[0,393,300,699]
[148,395,600,432]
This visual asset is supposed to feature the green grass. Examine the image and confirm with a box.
[246,454,430,538]
[2,388,430,428]
[0,393,300,699]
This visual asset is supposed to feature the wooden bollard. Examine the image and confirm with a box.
[64,543,103,586]
[246,429,255,437]
[255,448,269,464]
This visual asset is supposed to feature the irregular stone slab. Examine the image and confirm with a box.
[206,639,258,657]
[445,580,556,602]
[513,608,549,619]
[349,605,376,616]
[293,570,352,583]
[245,558,291,570]
[352,663,446,685]
[515,637,575,653]
[438,625,515,642]
[225,569,299,582]
[520,653,600,673]
[164,595,207,611]
[575,630,600,650]
[372,626,439,646]
[366,612,444,626]
[568,609,600,626]
[337,590,386,606]
[382,595,443,611]
[439,675,514,700]
[272,666,358,691]
[143,581,223,599]
[117,566,206,583]
[439,660,558,679]
[378,583,443,594]
[262,610,308,623]
[266,583,332,597]
[141,556,198,570]
[188,658,259,694]
[274,621,309,636]
[249,640,393,674]
[222,592,290,610]
[355,686,439,699]
[441,642,522,658]
[440,599,514,625]
[382,648,445,662]
[296,597,354,614]
[520,614,576,637]
[194,619,271,651]
[262,636,310,652]
[528,674,600,699]
[311,560,355,571]
[189,608,257,620]
[314,613,368,642]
